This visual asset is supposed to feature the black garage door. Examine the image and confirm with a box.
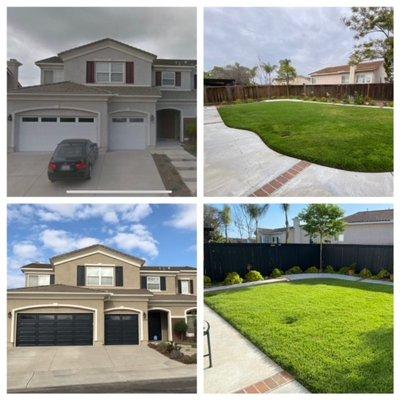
[16,313,93,346]
[105,314,139,345]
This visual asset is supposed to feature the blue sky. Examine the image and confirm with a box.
[211,204,393,237]
[8,204,197,288]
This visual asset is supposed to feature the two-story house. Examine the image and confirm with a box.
[7,38,197,152]
[7,244,196,347]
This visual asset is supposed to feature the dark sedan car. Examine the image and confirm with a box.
[47,139,99,182]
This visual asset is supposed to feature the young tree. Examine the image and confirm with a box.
[243,204,270,242]
[261,62,277,85]
[281,204,290,244]
[219,205,232,242]
[277,59,297,97]
[298,204,346,272]
[343,7,393,81]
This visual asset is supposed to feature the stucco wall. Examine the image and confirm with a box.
[336,223,393,245]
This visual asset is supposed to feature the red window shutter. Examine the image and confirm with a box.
[86,61,95,83]
[155,71,162,86]
[175,72,181,87]
[126,62,134,84]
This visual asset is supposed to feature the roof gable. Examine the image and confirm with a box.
[343,209,393,224]
[310,60,383,76]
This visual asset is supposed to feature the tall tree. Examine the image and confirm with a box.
[261,62,277,85]
[205,63,258,85]
[281,204,290,244]
[204,205,224,243]
[343,7,393,81]
[219,205,232,242]
[277,59,297,97]
[298,204,346,272]
[244,204,270,242]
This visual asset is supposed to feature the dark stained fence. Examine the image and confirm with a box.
[204,83,393,105]
[204,243,393,282]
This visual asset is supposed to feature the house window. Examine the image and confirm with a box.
[43,70,54,84]
[311,77,316,84]
[41,117,57,122]
[27,274,50,287]
[162,71,175,87]
[180,280,190,294]
[86,266,114,286]
[146,276,161,291]
[112,117,127,123]
[186,309,196,337]
[129,118,144,123]
[96,62,123,83]
[22,117,38,122]
[356,74,366,83]
[78,117,94,123]
[341,74,350,84]
[60,117,76,123]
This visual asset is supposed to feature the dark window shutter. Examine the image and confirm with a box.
[194,74,197,89]
[155,71,161,86]
[141,276,147,289]
[50,275,55,285]
[77,266,85,286]
[126,62,134,84]
[178,280,182,294]
[190,280,194,294]
[160,276,166,291]
[175,72,181,87]
[86,61,95,83]
[115,266,123,287]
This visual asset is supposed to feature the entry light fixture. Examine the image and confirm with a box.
[8,311,12,319]
[8,114,12,121]
[143,312,147,319]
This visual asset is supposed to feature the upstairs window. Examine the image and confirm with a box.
[43,70,54,84]
[341,74,350,84]
[180,279,190,294]
[162,71,175,87]
[147,276,161,291]
[27,274,50,287]
[86,266,114,286]
[95,62,123,83]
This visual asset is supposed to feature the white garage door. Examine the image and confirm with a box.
[109,117,147,150]
[18,116,98,151]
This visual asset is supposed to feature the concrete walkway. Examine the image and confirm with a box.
[204,305,309,394]
[204,106,393,197]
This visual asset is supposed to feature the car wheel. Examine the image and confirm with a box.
[86,163,92,180]
[48,175,56,183]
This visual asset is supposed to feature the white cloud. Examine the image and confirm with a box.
[122,204,152,222]
[165,205,197,230]
[40,229,98,253]
[12,242,39,260]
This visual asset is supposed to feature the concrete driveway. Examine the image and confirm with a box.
[204,106,393,197]
[8,150,167,197]
[8,345,196,392]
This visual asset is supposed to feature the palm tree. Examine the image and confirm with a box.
[277,59,297,97]
[281,204,290,243]
[262,62,277,85]
[245,204,270,242]
[219,205,232,242]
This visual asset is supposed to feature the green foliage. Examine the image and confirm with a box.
[245,270,264,282]
[305,266,319,273]
[174,320,188,335]
[376,269,391,280]
[224,272,243,285]
[181,353,197,364]
[286,266,303,275]
[271,268,283,278]
[338,265,356,275]
[205,62,258,85]
[359,268,373,278]
[354,94,365,105]
[204,275,212,287]
[324,265,335,273]
[219,205,232,241]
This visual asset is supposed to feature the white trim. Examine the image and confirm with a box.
[149,299,196,303]
[86,265,115,287]
[8,291,107,296]
[104,306,144,341]
[95,61,124,84]
[148,307,172,341]
[161,71,176,87]
[10,303,98,345]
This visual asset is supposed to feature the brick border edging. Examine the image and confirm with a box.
[236,371,295,394]
[252,160,311,196]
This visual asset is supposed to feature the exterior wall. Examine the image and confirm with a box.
[63,47,153,86]
[54,252,141,289]
[332,222,393,245]
[311,74,343,85]
[374,63,387,83]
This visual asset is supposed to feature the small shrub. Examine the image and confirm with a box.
[173,320,188,341]
[311,96,318,101]
[224,272,243,285]
[305,266,319,273]
[342,96,350,104]
[204,275,212,287]
[376,269,391,280]
[320,97,327,102]
[324,265,335,273]
[286,266,303,275]
[271,268,283,278]
[388,101,394,107]
[181,353,197,364]
[359,268,373,279]
[245,270,264,282]
[169,349,184,360]
[354,94,365,105]
[338,265,356,275]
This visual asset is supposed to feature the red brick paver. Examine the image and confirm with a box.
[235,371,295,394]
[253,160,311,197]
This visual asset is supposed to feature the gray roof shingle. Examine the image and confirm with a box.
[36,56,63,64]
[160,90,196,100]
[344,209,393,223]
[154,59,196,66]
[21,263,53,269]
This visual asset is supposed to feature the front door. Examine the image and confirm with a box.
[148,312,162,341]
[157,110,180,140]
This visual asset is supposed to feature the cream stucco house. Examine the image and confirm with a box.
[7,38,196,152]
[7,244,196,347]
[309,60,386,85]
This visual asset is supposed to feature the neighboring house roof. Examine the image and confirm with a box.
[35,56,63,64]
[343,209,393,224]
[154,59,196,66]
[257,227,293,234]
[142,266,196,271]
[160,90,196,100]
[20,263,53,270]
[310,60,383,76]
[50,244,146,266]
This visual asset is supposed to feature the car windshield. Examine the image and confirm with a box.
[54,143,85,160]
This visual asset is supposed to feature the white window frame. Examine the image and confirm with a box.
[161,71,175,87]
[147,276,161,291]
[27,274,50,287]
[180,279,190,294]
[95,62,124,84]
[86,266,115,286]
[341,74,350,84]
[356,74,366,84]
[43,70,54,84]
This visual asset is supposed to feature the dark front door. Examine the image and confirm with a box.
[16,313,93,346]
[105,314,139,345]
[157,110,180,140]
[148,311,162,341]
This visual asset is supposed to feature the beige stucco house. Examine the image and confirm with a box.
[273,75,311,85]
[256,209,393,245]
[7,244,196,347]
[309,60,386,85]
[7,38,196,152]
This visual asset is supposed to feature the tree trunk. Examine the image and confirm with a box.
[285,212,289,243]
[319,235,323,272]
[225,226,228,242]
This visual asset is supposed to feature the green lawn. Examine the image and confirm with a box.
[218,101,393,172]
[205,279,393,393]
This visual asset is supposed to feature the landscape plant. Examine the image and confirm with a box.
[224,272,243,285]
[245,270,264,282]
[271,268,283,278]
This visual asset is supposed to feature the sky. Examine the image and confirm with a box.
[7,7,196,86]
[7,204,197,288]
[211,204,393,238]
[205,7,358,78]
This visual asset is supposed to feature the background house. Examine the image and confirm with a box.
[273,75,311,85]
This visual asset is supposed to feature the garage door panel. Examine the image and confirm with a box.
[105,314,139,345]
[109,117,147,150]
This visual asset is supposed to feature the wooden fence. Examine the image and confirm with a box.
[204,243,393,282]
[204,83,393,105]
